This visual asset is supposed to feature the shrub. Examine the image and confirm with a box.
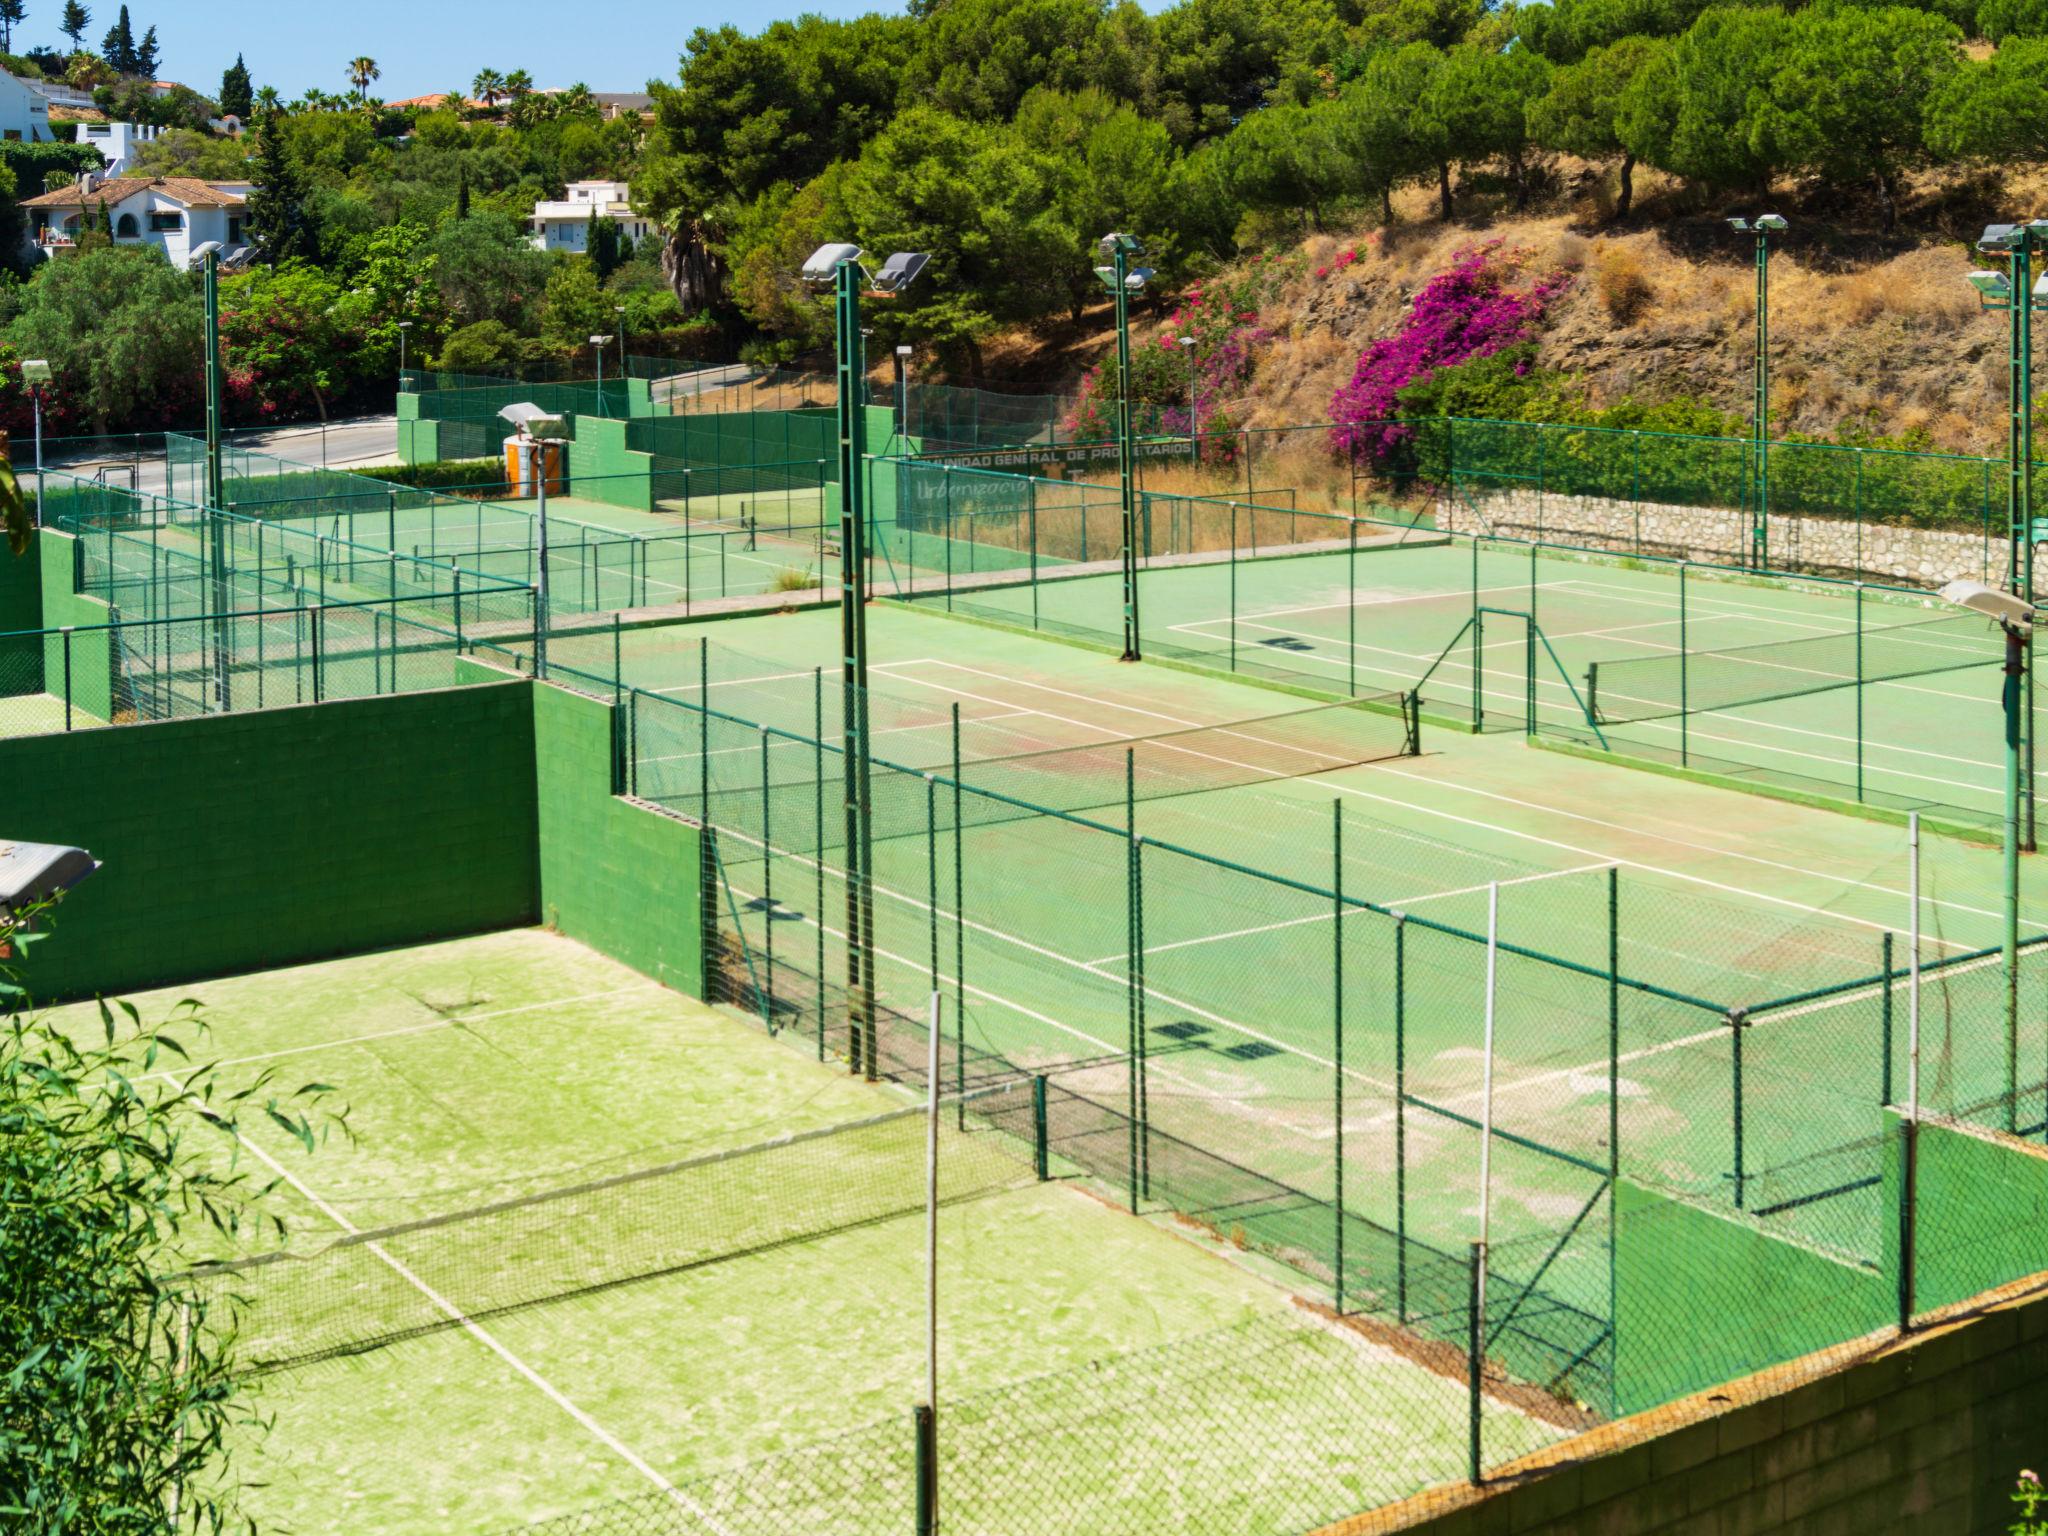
[1593,244,1654,325]
[377,458,505,492]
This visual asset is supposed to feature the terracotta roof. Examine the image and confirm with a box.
[22,176,247,210]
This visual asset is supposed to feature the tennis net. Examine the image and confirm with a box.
[681,689,1421,853]
[1586,610,1997,725]
[192,1084,1029,1374]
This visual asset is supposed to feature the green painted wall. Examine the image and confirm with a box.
[37,529,113,722]
[565,415,657,511]
[1613,1179,1890,1416]
[533,679,704,996]
[1882,1110,2048,1315]
[6,680,540,1004]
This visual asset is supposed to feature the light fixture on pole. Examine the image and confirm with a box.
[0,839,98,929]
[396,319,413,381]
[1725,215,1787,571]
[590,333,615,413]
[21,359,50,527]
[1094,233,1154,661]
[498,402,565,676]
[1969,218,2048,854]
[1939,577,2037,1131]
[800,242,930,1087]
[1178,335,1198,466]
[192,239,229,705]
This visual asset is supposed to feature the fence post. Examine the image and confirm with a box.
[814,667,826,1063]
[1898,1113,1918,1333]
[1333,799,1345,1314]
[1855,583,1866,801]
[1032,1074,1049,1180]
[1347,519,1358,697]
[1678,564,1689,767]
[61,627,73,730]
[1467,1239,1485,1484]
[311,605,325,703]
[1880,931,1895,1106]
[1729,1009,1747,1209]
[1394,914,1408,1323]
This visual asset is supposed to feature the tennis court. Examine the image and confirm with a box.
[529,604,2048,1338]
[896,528,2020,830]
[42,929,1559,1536]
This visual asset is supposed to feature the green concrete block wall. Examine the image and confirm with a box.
[6,681,540,1003]
[565,415,657,511]
[1614,1180,1890,1416]
[1883,1110,2048,1315]
[533,680,703,996]
[398,417,442,465]
[0,532,44,693]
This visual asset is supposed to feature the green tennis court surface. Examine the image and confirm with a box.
[40,930,1559,1535]
[570,602,2048,1285]
[895,533,2019,830]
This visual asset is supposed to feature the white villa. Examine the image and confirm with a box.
[0,71,57,141]
[73,119,165,178]
[529,180,653,253]
[22,176,253,269]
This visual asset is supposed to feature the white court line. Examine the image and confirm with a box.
[1080,863,1617,967]
[210,1113,721,1527]
[135,986,662,1086]
[876,658,2001,943]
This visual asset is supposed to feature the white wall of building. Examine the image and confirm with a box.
[40,187,249,269]
[0,73,55,141]
[74,121,164,178]
[530,181,653,252]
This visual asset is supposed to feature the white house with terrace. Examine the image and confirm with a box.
[22,176,252,269]
[529,180,652,252]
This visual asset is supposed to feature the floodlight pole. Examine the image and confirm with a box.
[1112,244,1140,659]
[202,246,229,704]
[832,256,879,1079]
[530,435,553,675]
[2004,616,2028,1128]
[29,382,43,528]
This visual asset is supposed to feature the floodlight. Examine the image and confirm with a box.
[0,840,97,915]
[895,344,913,357]
[1967,270,2013,300]
[188,240,223,263]
[1126,267,1154,291]
[1940,578,2035,629]
[497,401,564,434]
[397,319,413,330]
[1178,336,1195,348]
[1754,213,1788,232]
[1098,232,1144,257]
[802,243,863,286]
[589,333,614,346]
[1726,217,1749,231]
[1979,224,2021,252]
[21,359,51,384]
[871,251,929,293]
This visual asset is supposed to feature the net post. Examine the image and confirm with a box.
[1028,477,1039,630]
[1467,1238,1486,1485]
[1881,931,1894,1106]
[1333,798,1345,1315]
[1729,1008,1747,1210]
[1471,608,1484,731]
[1228,503,1239,674]
[1032,1074,1049,1180]
[1394,912,1409,1323]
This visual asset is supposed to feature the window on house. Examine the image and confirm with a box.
[115,213,137,238]
[149,211,183,233]
[228,216,243,242]
[3,131,20,143]
[86,125,109,136]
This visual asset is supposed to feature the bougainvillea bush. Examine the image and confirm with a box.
[1328,242,1573,466]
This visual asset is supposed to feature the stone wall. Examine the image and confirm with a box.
[1437,488,2000,590]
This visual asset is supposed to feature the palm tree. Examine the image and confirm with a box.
[471,68,505,109]
[254,84,282,117]
[557,82,596,114]
[503,68,533,98]
[347,56,379,102]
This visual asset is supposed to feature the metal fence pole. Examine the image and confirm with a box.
[1880,931,1895,1106]
[60,627,73,730]
[1394,914,1408,1322]
[1467,1240,1485,1484]
[1729,1009,1747,1209]
[952,704,966,1125]
[1032,1074,1049,1180]
[1679,564,1690,767]
[814,667,826,1062]
[1333,800,1346,1313]
[1855,584,1866,801]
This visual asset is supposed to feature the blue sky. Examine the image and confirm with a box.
[26,0,892,101]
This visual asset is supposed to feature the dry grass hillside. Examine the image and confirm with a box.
[986,160,2048,457]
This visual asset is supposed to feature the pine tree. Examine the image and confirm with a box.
[246,108,317,262]
[58,0,87,51]
[219,54,252,117]
[0,1,28,55]
[133,23,158,79]
[99,3,133,73]
[455,160,469,219]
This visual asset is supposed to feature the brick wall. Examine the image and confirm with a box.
[6,679,540,1003]
[1330,1272,2048,1536]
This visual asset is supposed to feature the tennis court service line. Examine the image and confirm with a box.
[206,1110,725,1529]
[874,658,2001,943]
